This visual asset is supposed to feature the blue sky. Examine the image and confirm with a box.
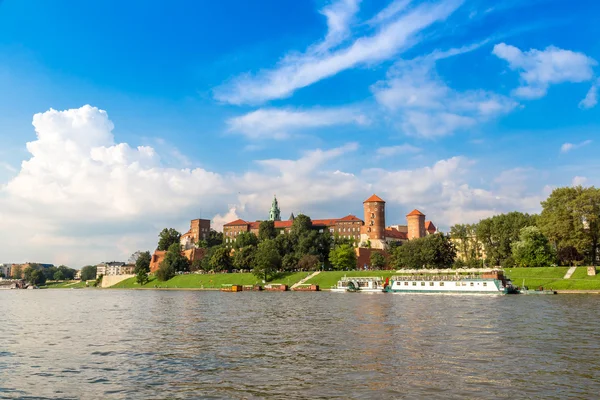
[0,0,599,266]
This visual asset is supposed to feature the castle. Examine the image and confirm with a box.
[149,194,438,272]
[223,194,437,249]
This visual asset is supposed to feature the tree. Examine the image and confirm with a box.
[253,240,281,281]
[389,234,456,269]
[157,228,181,251]
[475,212,537,267]
[389,240,422,269]
[80,265,97,281]
[157,243,189,281]
[30,269,46,286]
[297,254,320,271]
[128,251,143,264]
[134,251,151,285]
[258,220,277,241]
[539,186,600,265]
[11,265,22,279]
[370,252,386,269]
[329,244,357,270]
[282,253,299,271]
[205,229,224,247]
[291,214,312,236]
[234,232,259,249]
[23,264,47,286]
[233,246,256,270]
[571,187,600,266]
[512,226,556,268]
[557,246,584,266]
[209,245,233,272]
[54,270,65,281]
[57,265,76,280]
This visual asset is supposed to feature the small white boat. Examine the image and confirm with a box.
[331,276,385,293]
[384,271,517,295]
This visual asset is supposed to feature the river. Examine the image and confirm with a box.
[1,290,599,399]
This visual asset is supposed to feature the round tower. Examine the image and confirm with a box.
[407,209,426,239]
[361,194,386,245]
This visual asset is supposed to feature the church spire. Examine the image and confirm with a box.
[269,195,281,221]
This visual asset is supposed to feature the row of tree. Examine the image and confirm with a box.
[450,186,600,267]
[9,264,78,286]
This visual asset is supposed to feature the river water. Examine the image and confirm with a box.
[1,290,599,399]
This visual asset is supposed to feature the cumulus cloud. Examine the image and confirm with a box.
[227,107,370,140]
[213,0,463,105]
[372,59,517,137]
[560,140,592,153]
[1,105,550,266]
[492,43,597,99]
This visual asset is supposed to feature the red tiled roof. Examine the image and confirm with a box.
[274,220,293,228]
[312,219,338,227]
[363,194,385,203]
[336,214,362,221]
[425,221,437,233]
[385,228,408,239]
[406,209,425,216]
[223,219,248,227]
[249,221,261,229]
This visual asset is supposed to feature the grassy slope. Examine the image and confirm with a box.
[502,267,600,290]
[308,268,600,290]
[305,271,397,289]
[111,271,310,289]
[42,280,92,289]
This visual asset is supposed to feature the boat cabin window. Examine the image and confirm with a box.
[412,282,417,286]
[483,282,487,287]
[404,282,409,286]
[470,282,474,286]
[440,282,444,286]
[421,282,425,286]
[429,282,434,286]
[455,282,459,286]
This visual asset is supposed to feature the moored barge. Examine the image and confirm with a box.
[384,271,517,294]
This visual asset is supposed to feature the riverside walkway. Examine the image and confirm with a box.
[291,271,321,289]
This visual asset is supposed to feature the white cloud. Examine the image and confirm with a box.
[213,0,463,105]
[572,176,587,187]
[560,140,592,153]
[372,60,517,137]
[227,107,370,140]
[314,0,361,53]
[492,43,597,99]
[0,105,552,266]
[579,79,599,109]
[376,144,421,158]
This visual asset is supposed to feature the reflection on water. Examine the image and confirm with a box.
[1,290,599,399]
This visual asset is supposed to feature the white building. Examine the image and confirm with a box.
[0,264,12,279]
[96,261,126,278]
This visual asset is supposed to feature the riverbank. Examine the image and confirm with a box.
[109,271,310,289]
[38,267,600,292]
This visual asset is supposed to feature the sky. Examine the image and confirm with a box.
[0,0,599,267]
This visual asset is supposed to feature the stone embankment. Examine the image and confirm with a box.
[101,274,135,288]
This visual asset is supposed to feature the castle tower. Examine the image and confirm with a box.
[407,209,426,239]
[269,195,281,221]
[361,194,386,249]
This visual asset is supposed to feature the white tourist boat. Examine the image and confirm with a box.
[384,271,517,295]
[331,276,385,293]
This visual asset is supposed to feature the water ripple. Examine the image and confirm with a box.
[1,291,599,398]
